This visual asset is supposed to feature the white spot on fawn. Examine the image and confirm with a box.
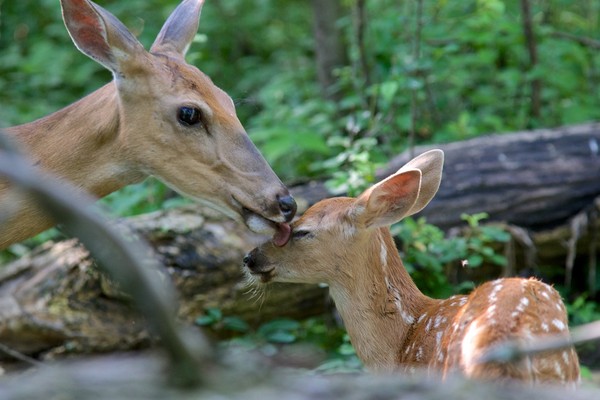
[461,320,484,375]
[552,319,566,331]
[554,362,563,377]
[541,322,549,332]
[489,282,503,303]
[436,331,443,347]
[381,244,414,324]
[434,315,446,329]
[426,318,433,333]
[380,243,387,268]
[511,296,530,319]
[562,351,570,365]
[540,291,550,300]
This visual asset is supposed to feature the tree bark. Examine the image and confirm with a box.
[311,0,347,101]
[381,123,600,232]
[0,206,329,358]
[520,0,542,121]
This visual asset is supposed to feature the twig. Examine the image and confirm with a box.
[551,31,600,50]
[478,320,600,364]
[0,342,45,368]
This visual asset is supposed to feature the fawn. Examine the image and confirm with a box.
[243,149,580,384]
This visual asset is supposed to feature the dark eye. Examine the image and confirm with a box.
[177,106,202,126]
[293,230,311,239]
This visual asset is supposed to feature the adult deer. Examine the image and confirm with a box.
[0,0,295,249]
[244,150,580,385]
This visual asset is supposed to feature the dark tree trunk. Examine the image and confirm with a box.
[311,0,347,101]
[520,0,542,122]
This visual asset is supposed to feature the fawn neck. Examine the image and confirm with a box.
[329,228,436,371]
[1,83,144,247]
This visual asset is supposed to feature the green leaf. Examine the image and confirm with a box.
[195,316,216,326]
[266,332,297,344]
[222,317,250,333]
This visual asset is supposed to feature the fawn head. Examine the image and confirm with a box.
[244,150,444,284]
[60,0,296,229]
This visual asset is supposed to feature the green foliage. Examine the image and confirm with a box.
[3,0,599,186]
[196,311,362,373]
[392,213,510,298]
[195,307,251,334]
[99,178,188,218]
[567,294,600,326]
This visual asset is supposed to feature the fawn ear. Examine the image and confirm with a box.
[61,0,145,75]
[356,169,422,228]
[355,149,444,228]
[398,149,444,216]
[151,0,204,56]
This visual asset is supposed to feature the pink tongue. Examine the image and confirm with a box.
[272,223,291,247]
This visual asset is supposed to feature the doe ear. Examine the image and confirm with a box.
[61,0,145,75]
[151,0,204,56]
[356,169,422,229]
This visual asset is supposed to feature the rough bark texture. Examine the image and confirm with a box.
[311,0,347,100]
[0,206,329,359]
[380,123,600,231]
[0,123,599,360]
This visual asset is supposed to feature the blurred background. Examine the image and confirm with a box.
[0,0,599,380]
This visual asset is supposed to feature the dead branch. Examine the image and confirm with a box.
[0,130,209,387]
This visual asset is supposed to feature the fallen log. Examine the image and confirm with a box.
[0,206,329,358]
[380,122,600,231]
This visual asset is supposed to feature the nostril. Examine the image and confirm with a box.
[243,254,251,266]
[277,194,297,222]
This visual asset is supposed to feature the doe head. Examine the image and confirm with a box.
[60,0,296,230]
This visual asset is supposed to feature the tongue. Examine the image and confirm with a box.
[272,223,291,247]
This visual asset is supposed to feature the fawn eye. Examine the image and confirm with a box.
[177,106,203,127]
[293,230,312,240]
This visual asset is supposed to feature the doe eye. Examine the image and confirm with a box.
[293,230,311,239]
[177,106,202,126]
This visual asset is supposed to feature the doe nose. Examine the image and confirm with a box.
[277,194,297,222]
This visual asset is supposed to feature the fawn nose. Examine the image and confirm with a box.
[243,250,256,271]
[277,194,297,222]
